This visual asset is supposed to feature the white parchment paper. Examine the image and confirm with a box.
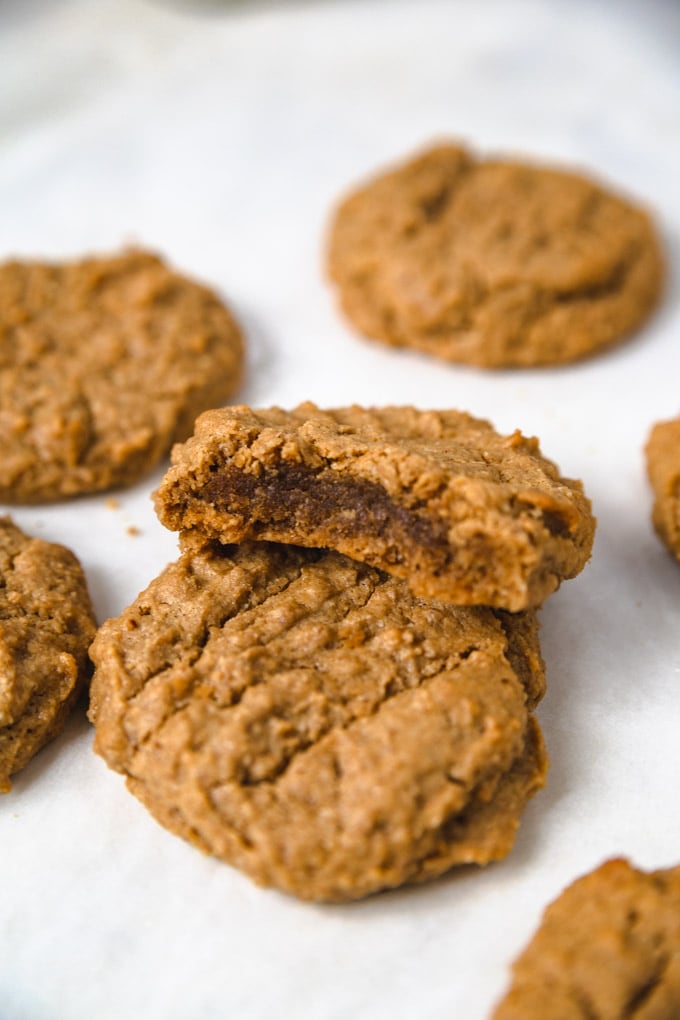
[1,1,679,1017]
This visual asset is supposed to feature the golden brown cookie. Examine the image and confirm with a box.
[154,403,595,612]
[0,249,244,502]
[0,516,96,792]
[89,540,547,901]
[492,858,680,1019]
[327,143,663,368]
[646,417,680,563]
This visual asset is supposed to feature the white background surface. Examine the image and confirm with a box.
[1,1,679,1017]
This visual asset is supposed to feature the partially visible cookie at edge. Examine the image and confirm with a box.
[491,857,680,1019]
[327,142,664,368]
[646,417,680,563]
[89,539,547,902]
[0,249,244,502]
[155,403,595,612]
[0,516,97,792]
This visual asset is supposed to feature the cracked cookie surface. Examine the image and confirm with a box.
[327,143,663,368]
[0,516,96,792]
[155,403,595,611]
[646,418,680,563]
[0,249,244,502]
[492,858,680,1019]
[89,540,547,901]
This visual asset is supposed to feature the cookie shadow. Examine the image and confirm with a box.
[83,562,126,630]
[2,704,93,800]
[227,299,282,407]
[533,499,680,817]
[646,220,680,334]
[144,0,340,15]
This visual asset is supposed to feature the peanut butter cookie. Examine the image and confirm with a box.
[0,249,244,502]
[492,858,680,1019]
[89,540,547,901]
[0,517,96,792]
[155,403,595,612]
[327,143,663,368]
[646,417,680,563]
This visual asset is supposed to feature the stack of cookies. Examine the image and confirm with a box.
[89,402,595,901]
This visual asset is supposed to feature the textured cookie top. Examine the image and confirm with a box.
[0,249,244,502]
[328,143,663,367]
[492,858,680,1019]
[0,516,96,791]
[646,417,680,563]
[89,540,546,901]
[155,403,595,611]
